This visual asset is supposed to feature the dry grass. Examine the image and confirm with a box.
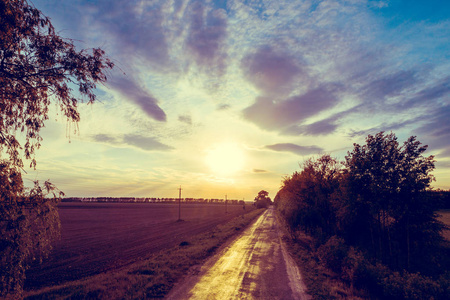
[438,210,450,241]
[276,214,366,300]
[25,208,265,299]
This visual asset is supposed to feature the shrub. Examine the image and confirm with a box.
[317,236,349,274]
[353,260,446,299]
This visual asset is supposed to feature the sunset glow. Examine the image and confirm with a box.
[205,143,245,176]
[19,0,450,200]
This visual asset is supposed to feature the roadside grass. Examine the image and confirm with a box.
[278,211,450,300]
[276,213,366,300]
[25,208,265,299]
[438,210,450,241]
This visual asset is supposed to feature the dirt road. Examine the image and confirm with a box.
[168,207,310,299]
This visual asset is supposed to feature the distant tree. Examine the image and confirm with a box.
[254,190,272,208]
[0,0,113,297]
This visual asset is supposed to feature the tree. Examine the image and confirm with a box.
[254,190,272,208]
[1,0,113,168]
[276,133,444,274]
[0,161,61,297]
[0,0,113,297]
[275,155,342,239]
[344,132,441,271]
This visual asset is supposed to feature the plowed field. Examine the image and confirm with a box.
[25,202,252,290]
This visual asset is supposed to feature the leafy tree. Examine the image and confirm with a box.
[0,0,113,168]
[344,132,441,271]
[0,161,61,297]
[276,132,444,274]
[275,155,341,239]
[0,0,113,297]
[254,190,272,208]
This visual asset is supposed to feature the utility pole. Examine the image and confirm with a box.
[178,186,182,221]
[225,194,228,214]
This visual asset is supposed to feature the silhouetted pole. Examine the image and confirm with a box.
[178,186,182,221]
[225,194,228,214]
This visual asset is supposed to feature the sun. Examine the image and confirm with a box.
[205,143,245,176]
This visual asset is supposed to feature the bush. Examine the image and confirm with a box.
[317,236,349,274]
[353,259,447,299]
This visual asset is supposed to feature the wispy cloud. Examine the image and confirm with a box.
[123,134,173,151]
[89,0,172,70]
[243,85,339,131]
[265,143,323,156]
[92,134,119,144]
[92,133,172,151]
[241,45,305,96]
[185,1,228,76]
[282,117,339,136]
[110,76,167,122]
[178,115,192,125]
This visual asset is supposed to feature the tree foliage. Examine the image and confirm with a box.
[0,0,113,168]
[254,190,272,208]
[0,161,61,297]
[342,132,440,270]
[0,0,113,297]
[276,132,444,274]
[276,155,342,239]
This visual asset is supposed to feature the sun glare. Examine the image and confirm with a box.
[205,143,245,176]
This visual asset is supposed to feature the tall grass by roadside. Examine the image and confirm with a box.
[276,213,366,300]
[278,212,450,300]
[25,208,265,299]
[438,210,450,241]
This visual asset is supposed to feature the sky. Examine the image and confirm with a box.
[23,0,450,200]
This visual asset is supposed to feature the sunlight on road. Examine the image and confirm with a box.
[168,208,310,299]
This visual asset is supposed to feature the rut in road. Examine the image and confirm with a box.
[168,207,311,300]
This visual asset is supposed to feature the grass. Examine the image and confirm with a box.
[279,211,450,300]
[25,208,265,299]
[276,213,366,300]
[438,210,450,241]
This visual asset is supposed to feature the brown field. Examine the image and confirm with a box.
[438,210,450,241]
[24,202,253,290]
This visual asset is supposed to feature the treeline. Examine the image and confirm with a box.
[63,197,246,205]
[427,190,450,210]
[275,132,449,299]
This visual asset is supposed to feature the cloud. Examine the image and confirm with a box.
[401,76,450,109]
[185,1,228,75]
[241,46,305,95]
[217,104,230,110]
[92,134,119,144]
[252,169,268,173]
[90,1,172,70]
[360,70,419,101]
[347,118,420,138]
[242,85,339,131]
[123,134,173,151]
[91,133,172,151]
[283,117,338,136]
[416,104,450,150]
[178,115,192,125]
[110,76,166,122]
[265,143,323,156]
